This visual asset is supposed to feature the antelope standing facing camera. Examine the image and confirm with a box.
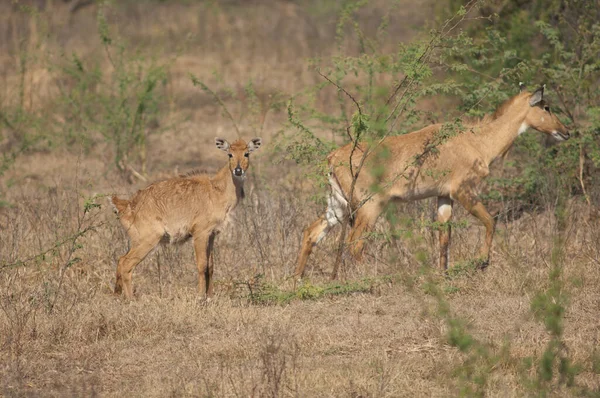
[295,85,570,279]
[111,137,262,298]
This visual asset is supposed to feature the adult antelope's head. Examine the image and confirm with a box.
[215,137,262,178]
[523,86,570,141]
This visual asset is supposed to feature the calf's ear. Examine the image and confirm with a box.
[215,137,230,152]
[248,138,262,153]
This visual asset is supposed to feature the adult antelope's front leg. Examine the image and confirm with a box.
[437,196,453,270]
[455,191,496,268]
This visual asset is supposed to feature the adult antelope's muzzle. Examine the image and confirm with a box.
[234,166,243,176]
[552,130,570,141]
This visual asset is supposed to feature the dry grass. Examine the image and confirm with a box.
[3,179,600,397]
[1,1,600,397]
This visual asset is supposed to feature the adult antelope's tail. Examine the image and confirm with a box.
[110,196,130,214]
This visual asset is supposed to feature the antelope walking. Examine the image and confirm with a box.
[295,85,569,278]
[112,137,262,298]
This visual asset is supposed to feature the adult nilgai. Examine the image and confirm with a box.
[112,137,262,298]
[295,85,570,278]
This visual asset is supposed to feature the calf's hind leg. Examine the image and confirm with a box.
[115,234,162,298]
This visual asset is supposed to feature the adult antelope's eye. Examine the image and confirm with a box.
[244,153,249,157]
[228,153,233,158]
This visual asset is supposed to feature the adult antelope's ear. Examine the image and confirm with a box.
[529,86,544,106]
[215,137,230,152]
[248,137,262,153]
[519,82,526,92]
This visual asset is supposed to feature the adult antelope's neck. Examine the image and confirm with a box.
[470,93,530,165]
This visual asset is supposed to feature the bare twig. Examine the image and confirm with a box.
[190,74,242,138]
[0,222,104,272]
[119,158,148,183]
[315,69,367,279]
[317,69,363,118]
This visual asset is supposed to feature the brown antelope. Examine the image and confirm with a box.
[295,85,570,278]
[111,137,262,298]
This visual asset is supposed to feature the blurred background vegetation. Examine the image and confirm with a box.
[1,0,598,211]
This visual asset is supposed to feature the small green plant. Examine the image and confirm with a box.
[445,259,481,279]
[420,265,503,397]
[242,276,383,306]
[0,3,173,180]
[46,4,171,180]
[523,191,582,394]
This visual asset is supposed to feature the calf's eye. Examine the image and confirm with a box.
[244,153,249,158]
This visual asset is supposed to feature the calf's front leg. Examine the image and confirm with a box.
[193,232,211,298]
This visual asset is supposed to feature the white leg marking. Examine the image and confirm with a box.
[318,197,343,244]
[438,201,452,266]
[316,176,349,244]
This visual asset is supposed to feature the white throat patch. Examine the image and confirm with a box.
[518,122,529,135]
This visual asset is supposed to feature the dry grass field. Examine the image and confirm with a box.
[1,1,600,397]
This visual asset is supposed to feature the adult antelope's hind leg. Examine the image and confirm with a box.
[115,235,161,298]
[294,215,331,279]
[455,191,496,269]
[437,196,453,270]
[295,188,347,279]
[345,201,382,262]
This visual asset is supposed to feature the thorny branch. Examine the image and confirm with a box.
[190,74,242,138]
[0,223,104,272]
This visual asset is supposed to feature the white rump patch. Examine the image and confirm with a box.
[317,174,348,243]
[518,122,529,135]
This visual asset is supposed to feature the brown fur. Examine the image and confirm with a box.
[295,87,570,278]
[112,137,262,298]
[111,196,130,215]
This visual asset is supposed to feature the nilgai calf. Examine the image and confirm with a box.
[112,137,262,298]
[295,85,570,278]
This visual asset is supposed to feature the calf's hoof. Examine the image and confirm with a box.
[474,258,489,270]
